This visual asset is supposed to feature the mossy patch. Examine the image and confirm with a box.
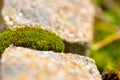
[0,26,65,56]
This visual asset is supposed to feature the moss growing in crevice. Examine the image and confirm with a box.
[0,26,65,56]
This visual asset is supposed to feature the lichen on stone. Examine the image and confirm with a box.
[0,25,65,56]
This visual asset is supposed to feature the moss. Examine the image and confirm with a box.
[0,26,65,56]
[102,69,120,80]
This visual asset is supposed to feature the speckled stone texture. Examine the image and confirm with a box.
[0,0,8,33]
[1,46,102,80]
[2,0,95,55]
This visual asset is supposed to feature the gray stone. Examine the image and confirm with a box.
[0,0,8,33]
[2,0,95,55]
[1,46,102,80]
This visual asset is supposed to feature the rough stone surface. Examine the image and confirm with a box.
[2,0,95,55]
[1,46,102,80]
[2,0,94,43]
[0,0,8,33]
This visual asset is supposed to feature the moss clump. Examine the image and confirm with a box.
[102,69,120,80]
[0,26,65,56]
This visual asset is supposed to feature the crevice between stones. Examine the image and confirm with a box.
[63,40,90,55]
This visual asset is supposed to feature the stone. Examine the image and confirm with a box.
[1,46,102,80]
[0,0,8,33]
[1,0,95,55]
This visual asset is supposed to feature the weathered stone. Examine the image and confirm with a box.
[2,0,95,55]
[0,0,8,33]
[1,46,102,80]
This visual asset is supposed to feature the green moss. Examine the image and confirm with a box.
[0,26,65,56]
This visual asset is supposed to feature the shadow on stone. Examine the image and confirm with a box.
[0,0,8,33]
[63,40,89,55]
